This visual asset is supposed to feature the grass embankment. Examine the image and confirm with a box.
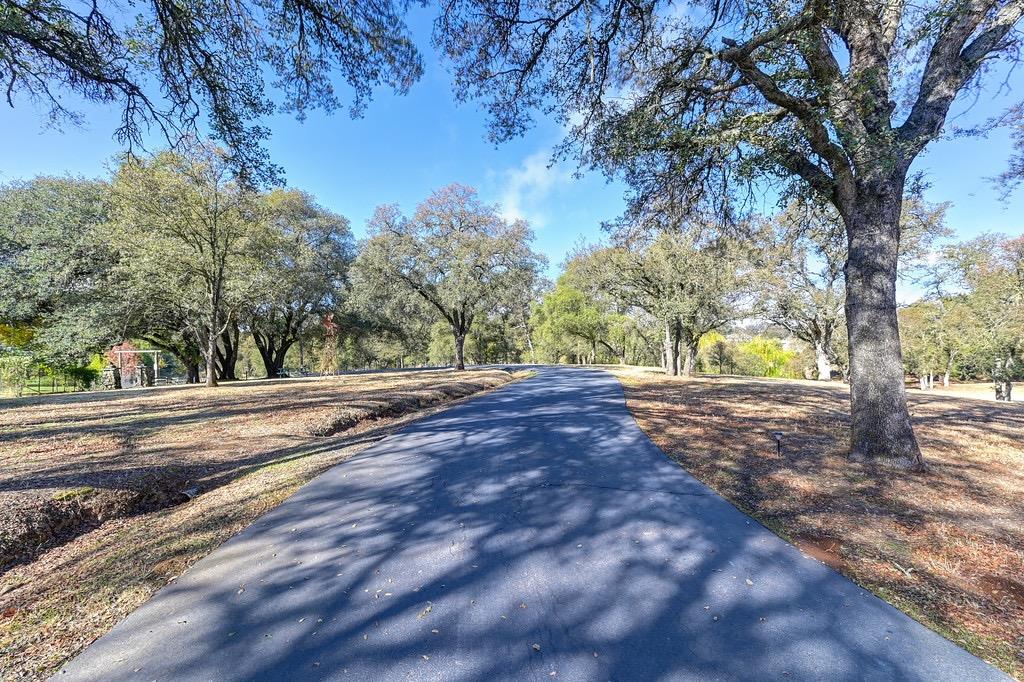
[611,367,1024,678]
[0,368,521,679]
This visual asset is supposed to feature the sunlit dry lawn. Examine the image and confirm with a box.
[611,367,1024,677]
[0,368,515,504]
[0,368,517,679]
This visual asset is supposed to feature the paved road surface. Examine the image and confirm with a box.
[57,368,1005,681]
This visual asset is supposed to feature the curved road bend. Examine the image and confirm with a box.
[57,367,1005,681]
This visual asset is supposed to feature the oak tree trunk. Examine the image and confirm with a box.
[682,341,697,377]
[994,356,1014,401]
[216,321,240,381]
[522,313,537,363]
[843,185,924,470]
[204,284,222,387]
[672,321,682,375]
[272,347,289,378]
[256,340,276,378]
[996,381,1013,401]
[663,320,678,376]
[205,329,219,388]
[254,332,296,379]
[454,333,466,370]
[814,342,832,381]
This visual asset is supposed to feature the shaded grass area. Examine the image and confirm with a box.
[612,368,1024,678]
[0,368,520,679]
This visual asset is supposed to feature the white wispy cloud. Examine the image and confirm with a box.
[496,149,571,228]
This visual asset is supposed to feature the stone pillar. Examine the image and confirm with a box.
[137,364,155,387]
[101,365,122,390]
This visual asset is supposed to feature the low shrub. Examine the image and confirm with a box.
[64,365,100,390]
[0,355,33,397]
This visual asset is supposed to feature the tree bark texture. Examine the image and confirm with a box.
[454,333,466,370]
[215,321,240,381]
[683,341,698,377]
[843,184,925,470]
[205,329,218,388]
[254,331,295,379]
[663,320,678,376]
[994,356,1014,401]
[814,342,833,381]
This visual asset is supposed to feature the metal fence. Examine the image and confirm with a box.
[0,364,90,397]
[20,367,89,395]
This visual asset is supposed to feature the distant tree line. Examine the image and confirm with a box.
[0,142,546,388]
[4,150,1019,403]
[900,236,1024,400]
[526,194,1022,401]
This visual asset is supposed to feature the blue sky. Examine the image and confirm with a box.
[1,8,1022,282]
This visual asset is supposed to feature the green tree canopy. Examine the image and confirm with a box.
[532,278,615,364]
[0,176,121,365]
[572,226,756,375]
[355,184,546,369]
[247,189,355,378]
[110,142,262,386]
[765,196,949,381]
[943,234,1024,398]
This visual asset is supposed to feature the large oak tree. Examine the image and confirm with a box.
[355,184,545,370]
[435,0,1024,470]
[591,230,753,376]
[0,177,121,365]
[248,189,354,378]
[111,142,261,387]
[765,197,948,381]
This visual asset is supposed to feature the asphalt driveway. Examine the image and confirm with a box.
[56,367,1005,681]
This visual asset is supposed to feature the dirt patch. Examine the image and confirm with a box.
[978,575,1024,612]
[794,533,846,571]
[611,367,1024,678]
[1,477,189,571]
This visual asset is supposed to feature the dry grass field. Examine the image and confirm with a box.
[3,366,1019,678]
[0,368,519,679]
[612,367,1024,678]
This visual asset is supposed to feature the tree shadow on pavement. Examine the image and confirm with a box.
[57,369,1005,681]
